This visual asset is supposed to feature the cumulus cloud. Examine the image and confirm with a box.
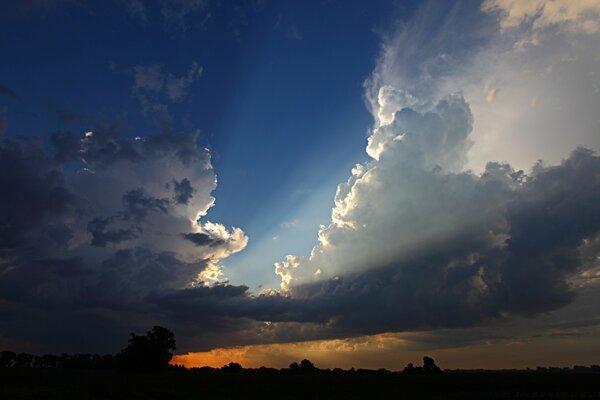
[267,1,600,337]
[269,91,600,340]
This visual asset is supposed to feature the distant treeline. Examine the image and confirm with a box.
[0,351,117,370]
[2,351,600,375]
[1,325,175,372]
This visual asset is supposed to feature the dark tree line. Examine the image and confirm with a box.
[0,351,118,369]
[1,326,175,372]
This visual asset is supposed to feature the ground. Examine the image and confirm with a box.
[1,370,599,399]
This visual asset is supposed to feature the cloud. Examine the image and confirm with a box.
[87,215,139,247]
[184,232,225,247]
[132,62,203,116]
[51,127,142,167]
[269,84,600,339]
[122,188,170,221]
[171,178,196,204]
[484,80,498,104]
[0,127,247,352]
[482,0,600,35]
[165,62,203,102]
[0,138,73,250]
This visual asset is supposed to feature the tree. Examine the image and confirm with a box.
[221,362,243,373]
[402,362,416,374]
[118,326,176,372]
[423,356,441,374]
[300,359,317,373]
[402,356,442,374]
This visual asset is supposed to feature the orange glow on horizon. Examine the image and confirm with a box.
[171,331,600,370]
[171,334,407,370]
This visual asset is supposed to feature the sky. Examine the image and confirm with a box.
[1,0,600,370]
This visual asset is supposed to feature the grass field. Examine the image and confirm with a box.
[1,370,600,399]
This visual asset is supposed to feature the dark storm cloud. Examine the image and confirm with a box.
[86,188,170,247]
[87,215,139,247]
[50,127,142,167]
[172,178,195,204]
[122,188,170,221]
[36,257,90,278]
[0,127,248,353]
[499,148,600,314]
[0,138,73,249]
[0,117,6,136]
[50,127,205,168]
[83,248,208,310]
[183,232,225,247]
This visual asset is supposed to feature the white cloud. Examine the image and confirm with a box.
[482,0,600,35]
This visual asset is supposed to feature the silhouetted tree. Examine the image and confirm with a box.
[423,356,441,374]
[118,326,176,372]
[402,356,442,374]
[221,362,243,373]
[402,362,416,374]
[287,359,318,374]
[300,359,317,373]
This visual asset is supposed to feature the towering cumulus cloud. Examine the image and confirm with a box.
[0,128,247,352]
[271,1,600,339]
[271,88,600,337]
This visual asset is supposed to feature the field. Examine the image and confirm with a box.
[1,370,600,399]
